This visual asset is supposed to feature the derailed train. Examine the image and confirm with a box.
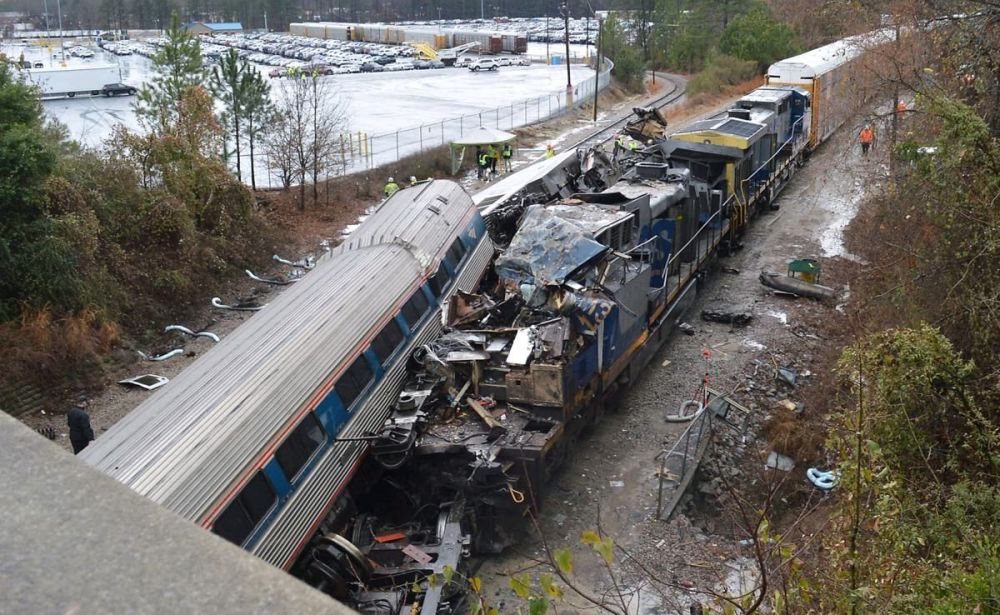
[81,32,876,614]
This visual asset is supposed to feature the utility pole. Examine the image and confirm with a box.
[593,15,602,122]
[42,0,50,37]
[56,0,65,64]
[480,0,484,20]
[563,1,571,103]
[545,12,549,63]
[264,11,269,33]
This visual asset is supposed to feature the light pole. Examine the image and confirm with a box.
[593,15,602,122]
[56,0,65,64]
[562,2,571,103]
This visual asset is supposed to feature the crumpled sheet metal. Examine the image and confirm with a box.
[495,205,608,287]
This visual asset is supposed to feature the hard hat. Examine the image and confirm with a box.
[410,176,417,183]
[388,176,394,182]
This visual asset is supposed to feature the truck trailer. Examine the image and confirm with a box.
[26,65,122,99]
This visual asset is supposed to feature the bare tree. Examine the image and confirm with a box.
[264,69,347,209]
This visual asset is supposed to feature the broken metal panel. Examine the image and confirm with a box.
[505,363,565,408]
[494,206,609,287]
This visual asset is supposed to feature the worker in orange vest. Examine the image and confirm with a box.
[896,101,907,114]
[859,125,875,156]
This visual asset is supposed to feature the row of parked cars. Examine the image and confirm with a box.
[207,32,417,71]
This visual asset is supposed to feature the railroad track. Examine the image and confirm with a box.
[568,71,687,151]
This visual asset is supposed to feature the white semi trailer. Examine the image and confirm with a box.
[26,65,121,98]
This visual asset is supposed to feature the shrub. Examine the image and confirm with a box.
[686,52,758,97]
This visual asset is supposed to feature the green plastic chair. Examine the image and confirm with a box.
[788,259,820,284]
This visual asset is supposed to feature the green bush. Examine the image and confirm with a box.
[686,52,758,97]
[720,4,799,71]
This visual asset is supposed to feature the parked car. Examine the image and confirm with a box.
[413,59,431,70]
[469,58,499,72]
[429,60,446,69]
[496,57,512,66]
[360,62,385,72]
[101,82,137,96]
[516,56,532,66]
[268,68,286,78]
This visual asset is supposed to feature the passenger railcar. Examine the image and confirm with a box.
[81,180,494,570]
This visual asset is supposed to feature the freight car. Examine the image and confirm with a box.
[81,181,494,573]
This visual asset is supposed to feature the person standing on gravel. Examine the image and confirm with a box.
[67,395,94,454]
[859,125,875,156]
[501,143,513,173]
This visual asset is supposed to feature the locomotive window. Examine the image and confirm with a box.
[211,471,276,546]
[371,318,404,364]
[334,354,374,410]
[401,290,430,328]
[275,413,326,480]
[428,263,452,297]
[444,237,468,269]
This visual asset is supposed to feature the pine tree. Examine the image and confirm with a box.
[135,11,205,132]
[210,49,249,180]
[242,69,275,191]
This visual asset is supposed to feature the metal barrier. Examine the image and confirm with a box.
[340,58,613,174]
[654,400,714,520]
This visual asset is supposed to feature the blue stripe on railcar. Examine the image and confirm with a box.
[238,216,488,550]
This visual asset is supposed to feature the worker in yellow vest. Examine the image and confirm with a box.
[545,143,555,159]
[384,177,400,198]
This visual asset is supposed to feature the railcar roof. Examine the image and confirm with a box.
[768,28,895,78]
[82,181,475,521]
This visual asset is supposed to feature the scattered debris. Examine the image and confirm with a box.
[609,480,625,488]
[759,271,836,301]
[402,544,434,565]
[765,451,796,472]
[272,254,315,269]
[36,426,57,440]
[137,348,184,362]
[807,468,839,490]
[666,399,702,422]
[701,308,753,327]
[722,267,740,274]
[246,269,299,286]
[776,367,797,387]
[165,325,221,343]
[212,297,266,311]
[777,399,797,413]
[678,322,696,336]
[118,374,169,390]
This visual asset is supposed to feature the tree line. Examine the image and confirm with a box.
[0,13,346,402]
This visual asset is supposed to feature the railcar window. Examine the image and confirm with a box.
[371,318,404,364]
[428,263,452,298]
[401,290,430,328]
[275,413,326,480]
[334,354,374,409]
[211,471,276,546]
[445,237,468,269]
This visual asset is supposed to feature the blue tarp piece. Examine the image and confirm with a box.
[495,205,609,286]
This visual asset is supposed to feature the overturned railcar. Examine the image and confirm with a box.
[81,181,493,576]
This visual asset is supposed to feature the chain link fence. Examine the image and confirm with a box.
[344,59,612,173]
[238,58,611,189]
